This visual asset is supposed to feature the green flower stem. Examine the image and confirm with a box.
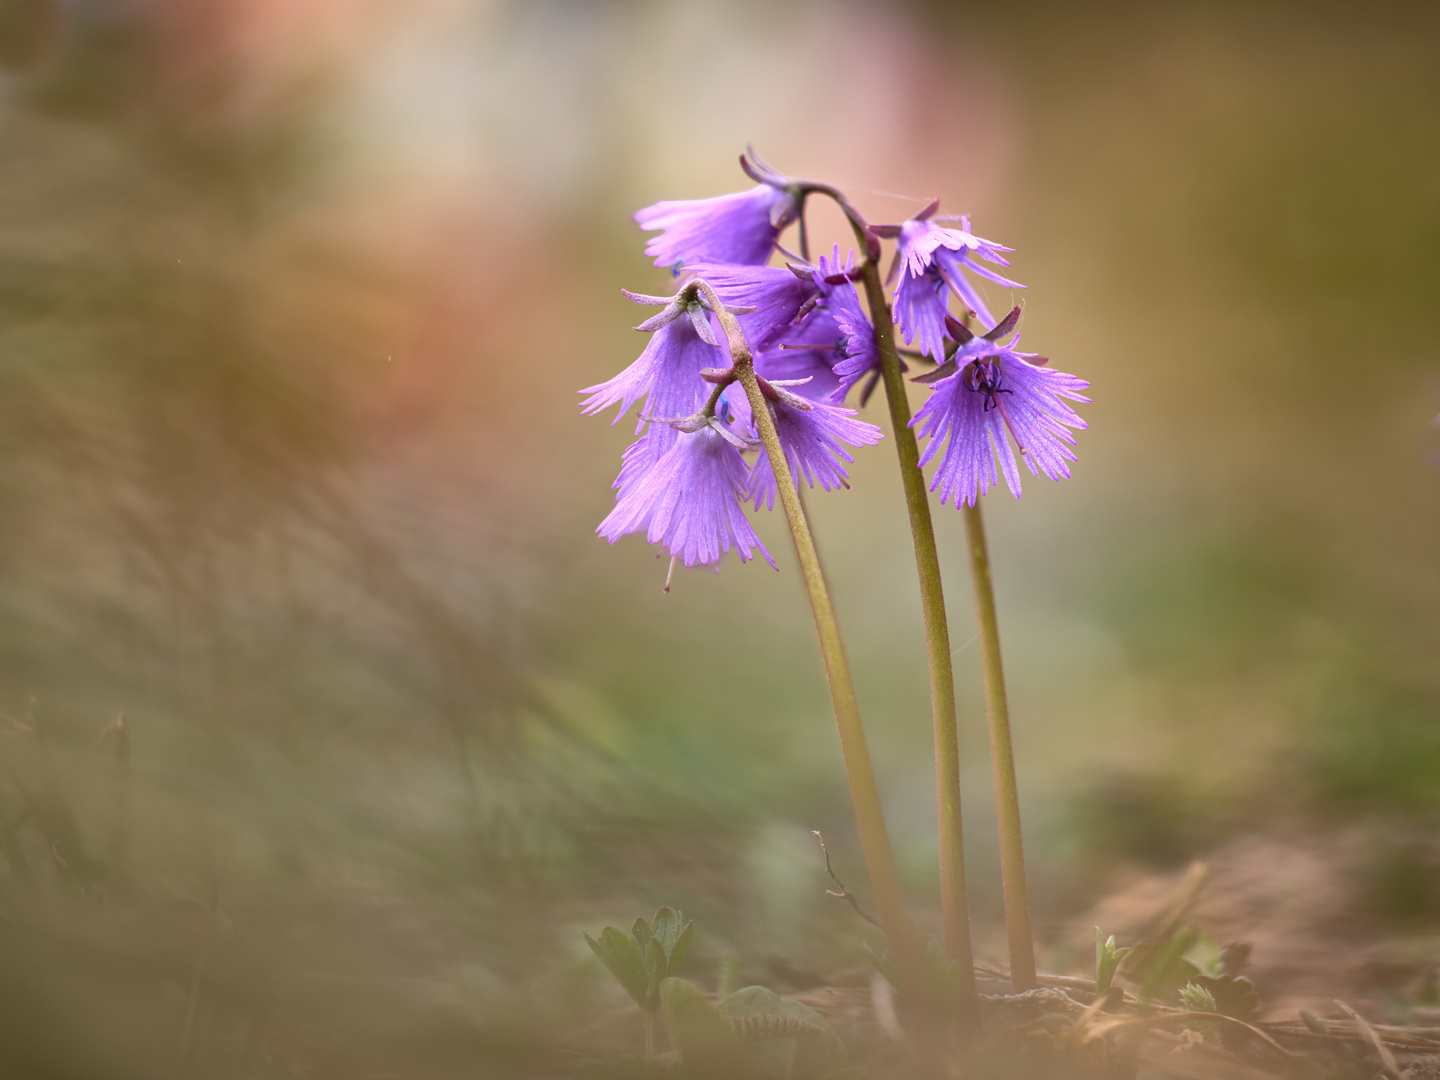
[855,259,981,1032]
[692,278,933,1026]
[961,500,1036,991]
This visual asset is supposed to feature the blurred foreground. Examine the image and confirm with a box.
[0,1,1437,1076]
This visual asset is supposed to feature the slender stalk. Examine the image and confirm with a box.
[755,158,1035,1004]
[961,500,1036,991]
[693,278,934,1029]
[813,181,1032,1000]
[854,247,981,1031]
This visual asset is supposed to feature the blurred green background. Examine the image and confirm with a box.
[0,0,1437,1075]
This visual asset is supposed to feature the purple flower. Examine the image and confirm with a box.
[753,310,847,404]
[746,388,883,511]
[889,204,1022,355]
[636,184,800,270]
[810,248,881,405]
[910,333,1089,507]
[579,295,722,431]
[685,262,819,350]
[598,425,774,569]
[747,248,879,407]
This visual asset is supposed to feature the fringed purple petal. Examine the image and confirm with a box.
[895,218,956,279]
[748,399,883,511]
[579,318,719,429]
[910,351,1089,507]
[950,250,1024,291]
[635,185,793,269]
[935,261,998,330]
[893,268,951,359]
[598,427,774,569]
[608,427,667,501]
[811,250,880,404]
[893,215,1024,342]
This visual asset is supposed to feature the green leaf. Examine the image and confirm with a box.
[719,986,847,1078]
[1095,928,1130,995]
[1183,931,1224,978]
[644,936,668,1012]
[586,926,651,1010]
[651,907,680,954]
[1179,982,1217,1014]
[632,916,654,952]
[861,941,899,990]
[661,977,748,1077]
[1179,982,1220,1045]
[668,920,695,976]
[1125,926,1200,1001]
[720,987,819,1033]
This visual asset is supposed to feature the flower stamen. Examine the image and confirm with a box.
[963,359,1027,454]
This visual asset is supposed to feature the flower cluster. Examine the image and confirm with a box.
[582,152,1090,574]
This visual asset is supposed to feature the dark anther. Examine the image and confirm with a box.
[962,359,1011,411]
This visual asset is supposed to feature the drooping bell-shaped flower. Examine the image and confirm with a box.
[744,384,883,511]
[579,289,724,431]
[909,323,1089,507]
[635,176,800,270]
[598,424,774,569]
[885,202,1022,356]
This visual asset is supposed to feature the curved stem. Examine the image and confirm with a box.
[786,171,1036,1000]
[691,278,933,1029]
[961,500,1036,991]
[855,259,981,1033]
[797,182,876,256]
